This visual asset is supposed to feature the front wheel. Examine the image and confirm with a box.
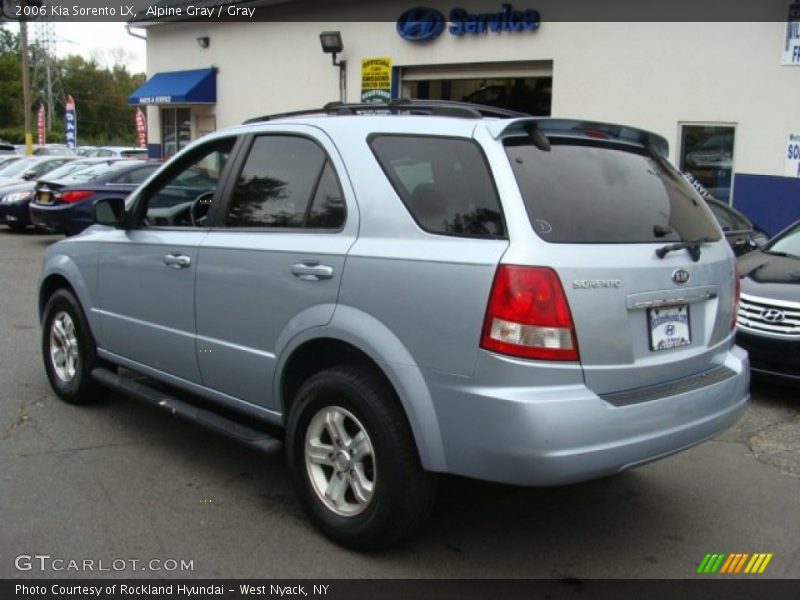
[286,366,436,550]
[41,288,107,404]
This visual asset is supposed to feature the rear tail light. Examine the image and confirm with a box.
[731,268,740,330]
[481,265,579,361]
[60,190,95,204]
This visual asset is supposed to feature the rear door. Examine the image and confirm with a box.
[501,134,737,395]
[194,127,357,408]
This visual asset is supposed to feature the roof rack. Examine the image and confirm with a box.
[242,99,529,124]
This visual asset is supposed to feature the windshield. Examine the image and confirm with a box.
[505,138,722,243]
[0,157,39,177]
[764,222,800,258]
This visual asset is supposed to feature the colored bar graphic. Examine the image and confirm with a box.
[734,553,749,573]
[758,553,773,573]
[710,553,726,573]
[719,554,736,574]
[701,552,773,575]
[697,554,713,574]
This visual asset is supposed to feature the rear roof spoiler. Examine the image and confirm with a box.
[486,118,669,157]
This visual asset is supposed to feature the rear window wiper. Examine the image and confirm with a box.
[655,237,716,262]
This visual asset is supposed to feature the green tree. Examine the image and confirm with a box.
[0,25,145,145]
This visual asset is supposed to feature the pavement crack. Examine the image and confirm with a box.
[746,415,800,478]
[12,440,145,457]
[0,400,36,441]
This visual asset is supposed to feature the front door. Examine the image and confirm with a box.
[95,136,238,382]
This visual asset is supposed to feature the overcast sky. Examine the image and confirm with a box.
[3,22,147,74]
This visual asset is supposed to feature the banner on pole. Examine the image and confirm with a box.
[135,107,147,149]
[64,95,77,149]
[36,104,46,146]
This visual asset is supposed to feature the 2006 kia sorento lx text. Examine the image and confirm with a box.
[38,101,749,550]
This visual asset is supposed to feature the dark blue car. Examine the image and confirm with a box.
[0,158,107,231]
[29,160,161,235]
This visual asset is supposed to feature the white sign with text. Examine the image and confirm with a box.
[783,1,800,65]
[787,133,800,177]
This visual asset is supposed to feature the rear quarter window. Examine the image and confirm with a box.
[370,135,506,239]
[505,138,721,243]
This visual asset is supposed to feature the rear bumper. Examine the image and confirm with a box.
[427,345,749,486]
[0,201,31,226]
[29,202,90,235]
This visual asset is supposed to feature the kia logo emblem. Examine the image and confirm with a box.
[761,308,785,323]
[396,7,446,42]
[672,269,690,285]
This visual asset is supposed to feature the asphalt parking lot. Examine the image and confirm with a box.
[0,229,798,579]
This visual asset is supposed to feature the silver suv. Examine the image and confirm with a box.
[38,101,749,549]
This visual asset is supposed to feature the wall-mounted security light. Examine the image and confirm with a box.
[197,36,210,49]
[319,31,344,66]
[319,31,346,103]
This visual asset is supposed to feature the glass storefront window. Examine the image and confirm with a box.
[161,107,192,159]
[679,124,735,203]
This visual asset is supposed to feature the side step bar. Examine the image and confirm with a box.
[91,368,282,454]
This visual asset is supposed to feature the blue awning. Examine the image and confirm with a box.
[128,68,216,105]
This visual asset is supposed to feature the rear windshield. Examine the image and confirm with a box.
[57,160,144,184]
[505,138,721,243]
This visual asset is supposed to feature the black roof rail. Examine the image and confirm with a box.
[242,107,328,124]
[242,99,529,124]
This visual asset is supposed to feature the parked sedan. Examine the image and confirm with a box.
[0,158,123,231]
[736,220,800,385]
[0,156,76,189]
[29,160,160,235]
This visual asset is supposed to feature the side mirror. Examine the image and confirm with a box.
[92,197,127,228]
[22,170,37,180]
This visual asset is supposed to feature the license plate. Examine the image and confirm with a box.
[39,192,50,204]
[648,305,691,351]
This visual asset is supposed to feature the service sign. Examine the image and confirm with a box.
[361,57,392,103]
[787,133,800,177]
[782,1,800,65]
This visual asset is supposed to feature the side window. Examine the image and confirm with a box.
[140,138,234,228]
[226,136,345,230]
[307,163,346,228]
[370,135,506,239]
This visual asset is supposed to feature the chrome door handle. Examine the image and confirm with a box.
[291,262,334,281]
[163,254,192,269]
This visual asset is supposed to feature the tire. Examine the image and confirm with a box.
[286,366,437,550]
[41,288,107,404]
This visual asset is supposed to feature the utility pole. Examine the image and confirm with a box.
[20,18,32,155]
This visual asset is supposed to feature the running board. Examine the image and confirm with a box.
[91,367,282,454]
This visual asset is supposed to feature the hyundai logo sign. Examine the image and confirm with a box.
[396,7,446,42]
[397,4,541,42]
[761,308,786,323]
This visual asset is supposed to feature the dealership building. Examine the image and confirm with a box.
[129,0,800,233]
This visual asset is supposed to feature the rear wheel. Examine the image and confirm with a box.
[286,366,436,550]
[41,288,107,404]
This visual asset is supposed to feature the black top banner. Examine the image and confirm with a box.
[0,0,798,23]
